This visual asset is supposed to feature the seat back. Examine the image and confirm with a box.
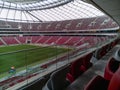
[108,66,120,90]
[84,75,109,90]
[42,65,70,90]
[104,57,119,80]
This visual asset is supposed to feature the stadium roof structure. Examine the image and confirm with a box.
[0,0,105,22]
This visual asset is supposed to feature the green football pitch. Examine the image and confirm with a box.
[0,44,69,73]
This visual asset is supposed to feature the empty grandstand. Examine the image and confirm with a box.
[0,0,119,90]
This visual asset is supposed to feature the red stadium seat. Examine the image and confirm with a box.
[108,66,120,90]
[67,53,93,82]
[104,57,120,80]
[66,73,74,83]
[84,75,109,90]
[84,67,120,90]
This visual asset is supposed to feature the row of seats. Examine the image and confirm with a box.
[66,53,93,82]
[0,36,110,47]
[66,39,119,83]
[41,39,119,88]
[1,16,118,31]
[84,67,120,90]
[41,41,118,90]
[65,44,120,90]
[84,48,120,90]
[93,46,109,60]
[93,40,118,60]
